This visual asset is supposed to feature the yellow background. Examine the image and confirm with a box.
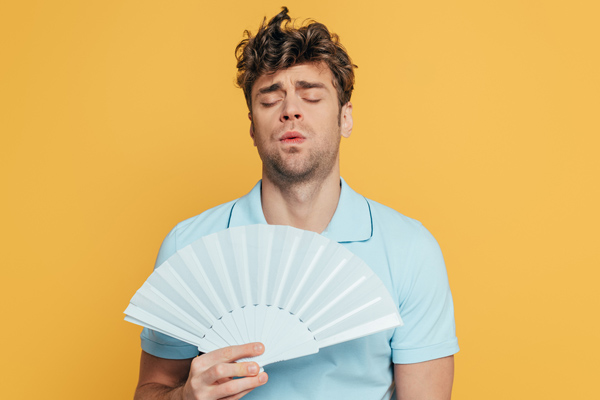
[2,0,598,398]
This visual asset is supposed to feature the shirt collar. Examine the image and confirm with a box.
[228,177,373,243]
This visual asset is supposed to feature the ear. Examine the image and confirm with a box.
[340,102,353,138]
[248,112,257,146]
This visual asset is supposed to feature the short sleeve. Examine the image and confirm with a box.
[139,226,200,359]
[391,225,459,364]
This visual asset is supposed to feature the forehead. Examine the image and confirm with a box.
[252,63,335,95]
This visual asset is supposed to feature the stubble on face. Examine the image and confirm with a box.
[250,63,347,188]
[261,122,342,185]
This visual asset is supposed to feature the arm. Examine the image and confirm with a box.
[134,343,268,400]
[394,356,454,400]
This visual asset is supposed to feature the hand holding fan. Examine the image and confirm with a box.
[125,224,402,367]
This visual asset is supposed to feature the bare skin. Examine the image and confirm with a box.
[134,343,268,400]
[135,63,454,399]
[395,356,454,399]
[249,63,353,233]
[251,64,455,398]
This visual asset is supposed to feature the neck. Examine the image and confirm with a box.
[260,167,341,233]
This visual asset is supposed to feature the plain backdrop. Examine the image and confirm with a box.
[1,1,599,398]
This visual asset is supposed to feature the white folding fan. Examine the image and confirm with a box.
[125,224,403,367]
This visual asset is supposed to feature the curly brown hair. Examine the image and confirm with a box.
[235,7,356,112]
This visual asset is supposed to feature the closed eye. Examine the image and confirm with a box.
[260,100,281,107]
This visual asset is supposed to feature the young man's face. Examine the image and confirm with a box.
[249,62,353,184]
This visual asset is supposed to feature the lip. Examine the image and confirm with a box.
[279,131,306,144]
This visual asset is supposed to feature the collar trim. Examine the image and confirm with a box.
[228,178,373,243]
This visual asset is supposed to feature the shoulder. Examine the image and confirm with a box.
[365,197,434,246]
[154,199,237,266]
[172,199,236,242]
[360,197,446,291]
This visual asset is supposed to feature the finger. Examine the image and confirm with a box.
[220,388,252,400]
[195,343,265,369]
[215,376,232,385]
[203,361,261,385]
[214,372,268,400]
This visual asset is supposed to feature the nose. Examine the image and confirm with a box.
[280,97,303,122]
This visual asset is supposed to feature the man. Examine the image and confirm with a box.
[134,7,458,400]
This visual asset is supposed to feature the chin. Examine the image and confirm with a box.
[262,149,338,185]
[270,162,336,185]
[271,169,315,184]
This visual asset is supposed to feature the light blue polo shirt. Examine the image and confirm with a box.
[140,178,459,400]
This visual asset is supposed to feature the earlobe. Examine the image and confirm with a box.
[341,102,353,138]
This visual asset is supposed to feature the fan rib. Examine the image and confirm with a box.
[125,307,202,346]
[202,313,242,350]
[273,235,301,306]
[185,251,228,316]
[125,224,403,368]
[163,269,216,324]
[269,316,309,357]
[258,228,274,305]
[311,297,381,335]
[232,308,250,344]
[304,276,367,326]
[244,305,257,343]
[261,306,279,346]
[317,313,403,348]
[146,284,207,333]
[236,231,253,306]
[223,312,243,345]
[295,258,348,319]
[234,305,318,367]
[254,304,268,344]
[205,237,240,310]
[284,244,326,311]
[222,311,244,344]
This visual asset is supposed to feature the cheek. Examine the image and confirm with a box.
[253,113,277,132]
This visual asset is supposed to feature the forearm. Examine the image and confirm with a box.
[134,382,184,400]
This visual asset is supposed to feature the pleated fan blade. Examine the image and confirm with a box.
[125,224,402,367]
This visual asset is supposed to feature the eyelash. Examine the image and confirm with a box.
[260,98,321,107]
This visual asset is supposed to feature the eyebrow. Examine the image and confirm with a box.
[255,80,327,97]
[257,83,282,95]
[296,80,326,90]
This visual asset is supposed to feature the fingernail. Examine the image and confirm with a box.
[259,373,268,384]
[254,343,264,353]
[248,364,258,374]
